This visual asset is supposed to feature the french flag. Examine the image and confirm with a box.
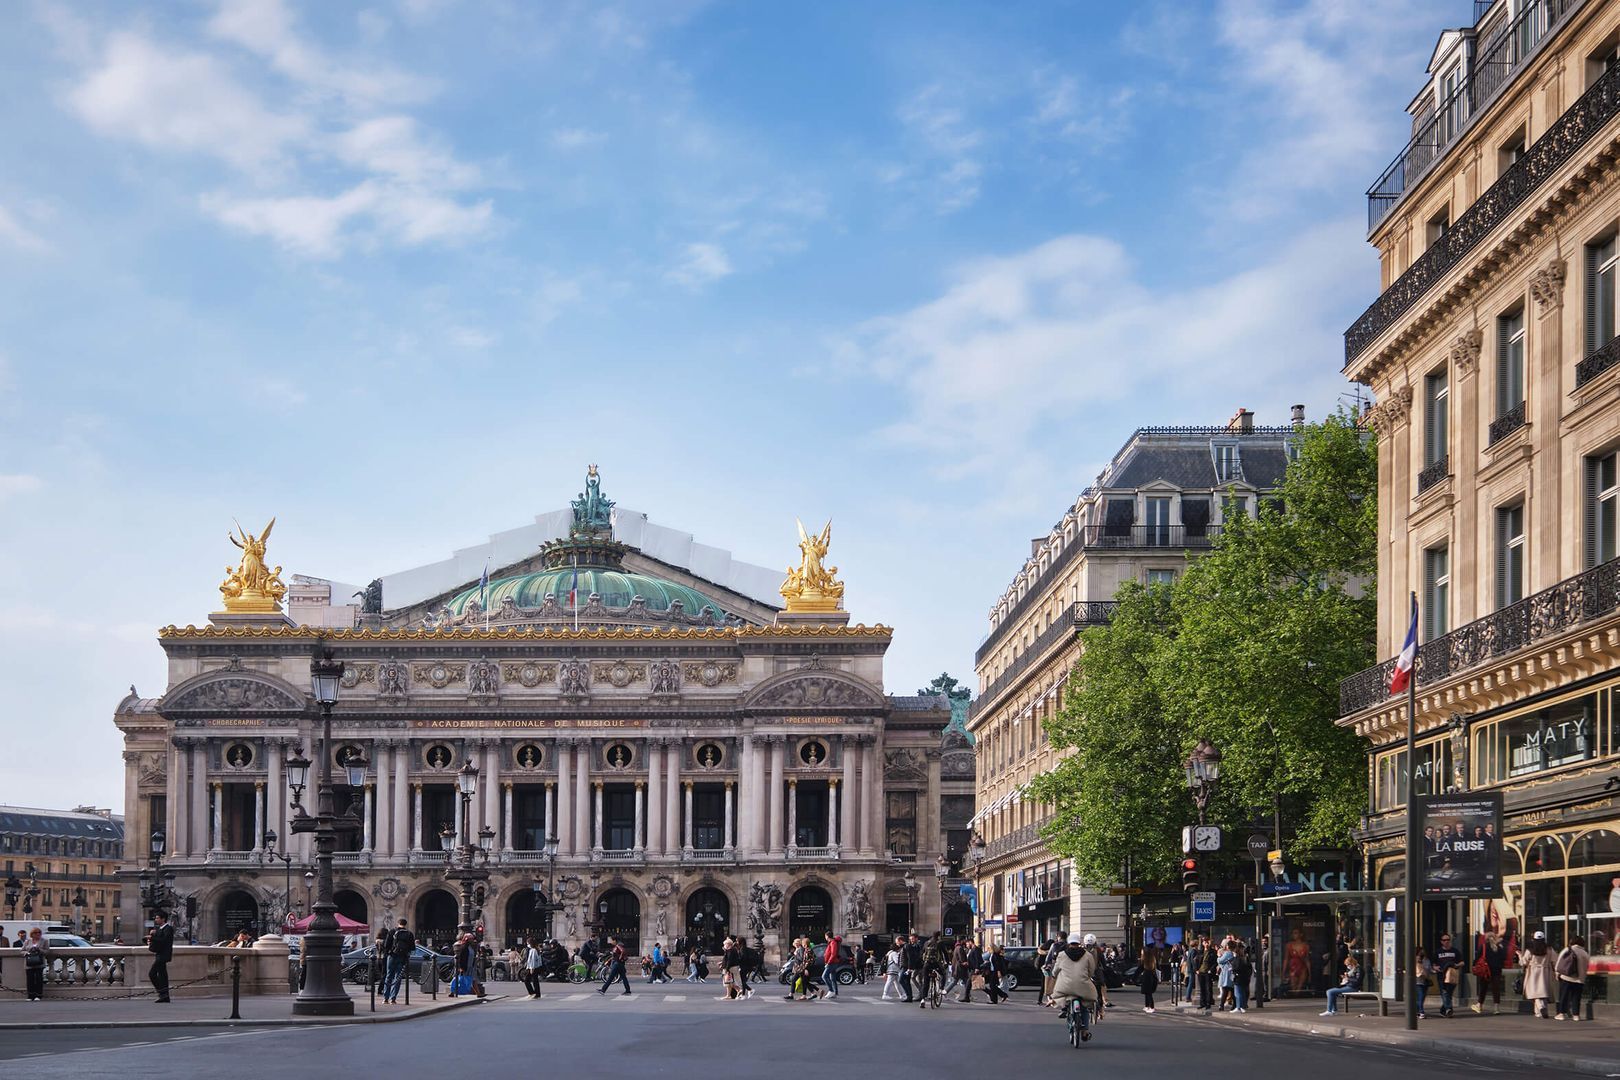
[1389,593,1418,695]
[568,558,580,609]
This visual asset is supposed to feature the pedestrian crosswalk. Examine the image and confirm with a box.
[494,988,1032,1011]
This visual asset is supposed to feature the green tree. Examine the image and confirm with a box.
[1028,415,1376,886]
[919,672,972,701]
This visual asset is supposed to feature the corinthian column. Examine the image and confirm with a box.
[362,784,374,852]
[483,742,501,844]
[592,782,604,853]
[634,781,646,854]
[210,781,223,852]
[253,782,265,852]
[786,779,798,854]
[737,735,754,857]
[828,778,839,855]
[556,741,573,857]
[646,741,664,855]
[684,781,696,852]
[841,737,858,850]
[722,781,733,853]
[413,784,423,851]
[191,743,208,857]
[664,744,680,856]
[862,739,880,857]
[503,783,514,851]
[575,746,591,854]
[768,738,785,855]
[392,744,410,855]
[374,744,391,856]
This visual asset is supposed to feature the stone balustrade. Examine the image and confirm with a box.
[0,937,292,999]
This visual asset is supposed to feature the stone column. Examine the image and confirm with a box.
[925,748,942,865]
[841,737,858,851]
[592,782,605,852]
[483,742,501,845]
[362,784,374,852]
[412,783,423,851]
[646,741,664,855]
[665,743,680,856]
[503,783,515,851]
[556,741,573,857]
[454,786,464,844]
[828,778,839,855]
[168,738,186,857]
[575,745,591,854]
[634,781,646,854]
[684,781,695,852]
[862,740,880,857]
[768,738,785,855]
[722,781,733,853]
[210,781,223,852]
[376,744,392,856]
[392,744,410,855]
[1532,259,1564,588]
[253,782,265,852]
[267,740,283,850]
[544,781,554,846]
[191,742,208,857]
[788,778,800,853]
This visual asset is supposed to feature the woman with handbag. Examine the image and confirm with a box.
[451,932,475,997]
[1555,936,1590,1021]
[21,927,50,1001]
[1472,931,1507,1013]
[1139,944,1160,1014]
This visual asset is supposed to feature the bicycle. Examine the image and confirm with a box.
[1060,999,1093,1046]
[920,969,943,1009]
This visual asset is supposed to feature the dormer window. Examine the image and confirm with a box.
[1213,442,1241,482]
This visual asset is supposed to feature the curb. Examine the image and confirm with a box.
[0,994,494,1031]
[1159,1004,1620,1077]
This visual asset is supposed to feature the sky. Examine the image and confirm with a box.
[0,0,1453,811]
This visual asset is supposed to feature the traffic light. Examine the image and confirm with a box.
[1181,857,1200,894]
[1242,883,1256,912]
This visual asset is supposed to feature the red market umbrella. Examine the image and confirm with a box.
[288,912,369,934]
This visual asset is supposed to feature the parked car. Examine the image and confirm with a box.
[1001,946,1044,992]
[44,934,94,949]
[340,943,454,984]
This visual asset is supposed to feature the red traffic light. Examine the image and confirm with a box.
[1180,858,1198,872]
[1181,857,1200,894]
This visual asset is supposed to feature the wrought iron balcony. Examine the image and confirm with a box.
[1488,400,1527,445]
[1367,0,1581,232]
[1348,2,1613,368]
[1339,556,1620,715]
[1416,456,1450,494]
[969,600,1121,720]
[1576,335,1620,387]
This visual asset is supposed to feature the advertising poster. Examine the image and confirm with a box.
[1270,915,1334,996]
[1418,793,1504,899]
[1380,915,1398,999]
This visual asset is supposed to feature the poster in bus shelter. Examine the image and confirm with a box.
[1418,792,1504,899]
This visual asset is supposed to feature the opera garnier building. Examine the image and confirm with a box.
[113,468,966,957]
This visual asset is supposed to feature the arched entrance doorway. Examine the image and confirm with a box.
[598,888,641,954]
[685,888,731,953]
[334,888,369,929]
[942,900,971,939]
[216,889,259,942]
[416,889,459,950]
[789,886,833,942]
[506,889,546,947]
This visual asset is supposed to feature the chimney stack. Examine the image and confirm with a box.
[1226,408,1254,434]
[1291,404,1305,429]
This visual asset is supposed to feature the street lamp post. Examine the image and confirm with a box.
[934,855,951,932]
[19,863,39,917]
[71,887,88,938]
[4,872,20,920]
[288,648,364,1016]
[966,834,986,940]
[264,830,296,929]
[440,760,493,939]
[1183,739,1223,827]
[902,869,918,934]
[535,832,561,939]
[303,871,314,916]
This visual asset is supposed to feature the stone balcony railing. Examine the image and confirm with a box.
[0,942,292,999]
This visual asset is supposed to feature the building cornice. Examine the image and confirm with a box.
[158,623,893,642]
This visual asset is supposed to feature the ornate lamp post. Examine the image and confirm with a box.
[965,833,987,938]
[4,872,20,919]
[1184,739,1223,826]
[264,829,296,929]
[303,870,314,916]
[288,648,363,1016]
[902,869,918,933]
[71,886,88,937]
[20,862,39,916]
[440,760,493,938]
[534,832,561,939]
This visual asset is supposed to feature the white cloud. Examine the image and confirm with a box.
[0,474,44,501]
[201,181,491,257]
[837,221,1366,475]
[666,242,734,289]
[551,127,608,151]
[66,30,306,173]
[333,115,481,188]
[449,326,496,349]
[0,205,47,252]
[895,84,984,213]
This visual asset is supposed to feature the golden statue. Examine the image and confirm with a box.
[218,518,288,613]
[780,518,844,613]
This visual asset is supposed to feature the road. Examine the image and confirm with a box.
[0,982,1592,1078]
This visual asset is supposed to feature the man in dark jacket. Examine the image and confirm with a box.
[597,936,631,996]
[382,918,415,1004]
[901,933,923,1002]
[148,911,175,1003]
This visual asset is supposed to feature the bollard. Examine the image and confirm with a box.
[369,952,377,1013]
[229,956,242,1020]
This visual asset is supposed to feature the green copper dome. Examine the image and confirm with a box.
[445,568,729,619]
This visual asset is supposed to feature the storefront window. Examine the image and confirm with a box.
[1571,870,1620,957]
[1475,693,1598,785]
[1524,875,1567,949]
[1372,739,1452,811]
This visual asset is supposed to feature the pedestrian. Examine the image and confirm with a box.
[1473,930,1507,1014]
[1555,935,1590,1021]
[597,935,632,996]
[956,937,978,1003]
[1319,955,1362,1016]
[21,927,50,1001]
[1140,943,1160,1014]
[1432,932,1461,1016]
[853,941,868,984]
[1217,939,1235,1010]
[382,917,414,1003]
[882,939,902,999]
[721,937,742,1000]
[1040,937,1060,1006]
[1050,933,1099,1042]
[821,932,845,999]
[901,932,922,1002]
[982,944,1008,1005]
[648,941,671,983]
[1231,943,1251,1013]
[147,910,174,1004]
[1413,946,1432,1019]
[451,932,475,997]
[942,939,964,997]
[1522,931,1555,1018]
[674,935,688,976]
[1167,941,1184,1006]
[1196,935,1216,1013]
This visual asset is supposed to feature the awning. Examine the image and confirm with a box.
[1257,889,1399,905]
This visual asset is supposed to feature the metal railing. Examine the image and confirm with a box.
[1577,334,1620,387]
[970,601,1120,720]
[1348,5,1615,368]
[1487,399,1527,445]
[1367,0,1581,232]
[1339,556,1620,715]
[1417,455,1451,494]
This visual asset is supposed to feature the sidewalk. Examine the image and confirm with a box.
[0,991,493,1030]
[1159,996,1620,1076]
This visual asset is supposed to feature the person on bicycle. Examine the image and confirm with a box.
[919,932,948,1009]
[1051,932,1101,1041]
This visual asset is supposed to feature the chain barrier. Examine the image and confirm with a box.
[0,969,237,1003]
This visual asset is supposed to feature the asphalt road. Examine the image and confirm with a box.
[0,983,1593,1079]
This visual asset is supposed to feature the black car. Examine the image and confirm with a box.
[1001,946,1045,992]
[340,943,454,985]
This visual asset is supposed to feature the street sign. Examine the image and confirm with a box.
[1261,881,1304,896]
[1191,892,1216,922]
[1108,886,1144,896]
[1247,834,1270,860]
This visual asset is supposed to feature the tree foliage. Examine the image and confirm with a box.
[1028,415,1376,890]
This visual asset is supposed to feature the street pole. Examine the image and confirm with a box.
[1403,591,1420,1032]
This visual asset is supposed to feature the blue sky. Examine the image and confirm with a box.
[0,0,1450,809]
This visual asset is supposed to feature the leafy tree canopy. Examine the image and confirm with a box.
[1028,415,1376,890]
